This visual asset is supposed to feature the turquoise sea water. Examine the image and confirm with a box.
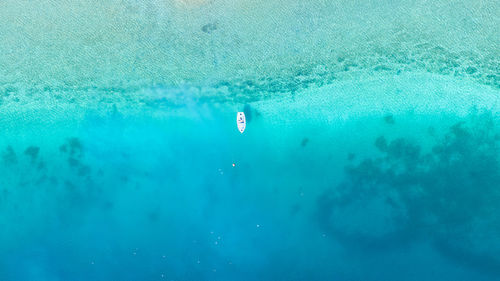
[1,1,500,280]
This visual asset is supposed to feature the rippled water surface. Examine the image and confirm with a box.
[1,1,499,280]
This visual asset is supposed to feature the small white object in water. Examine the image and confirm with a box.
[237,112,246,133]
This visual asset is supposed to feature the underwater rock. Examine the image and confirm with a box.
[78,164,91,177]
[67,137,83,156]
[24,146,40,162]
[68,157,80,167]
[37,161,45,170]
[60,137,83,158]
[374,136,387,151]
[384,114,395,124]
[301,138,309,147]
[2,146,17,165]
[201,23,217,34]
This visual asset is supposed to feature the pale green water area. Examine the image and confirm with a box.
[0,0,499,280]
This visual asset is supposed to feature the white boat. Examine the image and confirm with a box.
[237,112,246,133]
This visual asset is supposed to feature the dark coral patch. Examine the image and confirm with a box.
[201,23,217,34]
[24,146,40,162]
[2,146,17,165]
[60,137,84,158]
[67,137,83,157]
[316,111,500,272]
